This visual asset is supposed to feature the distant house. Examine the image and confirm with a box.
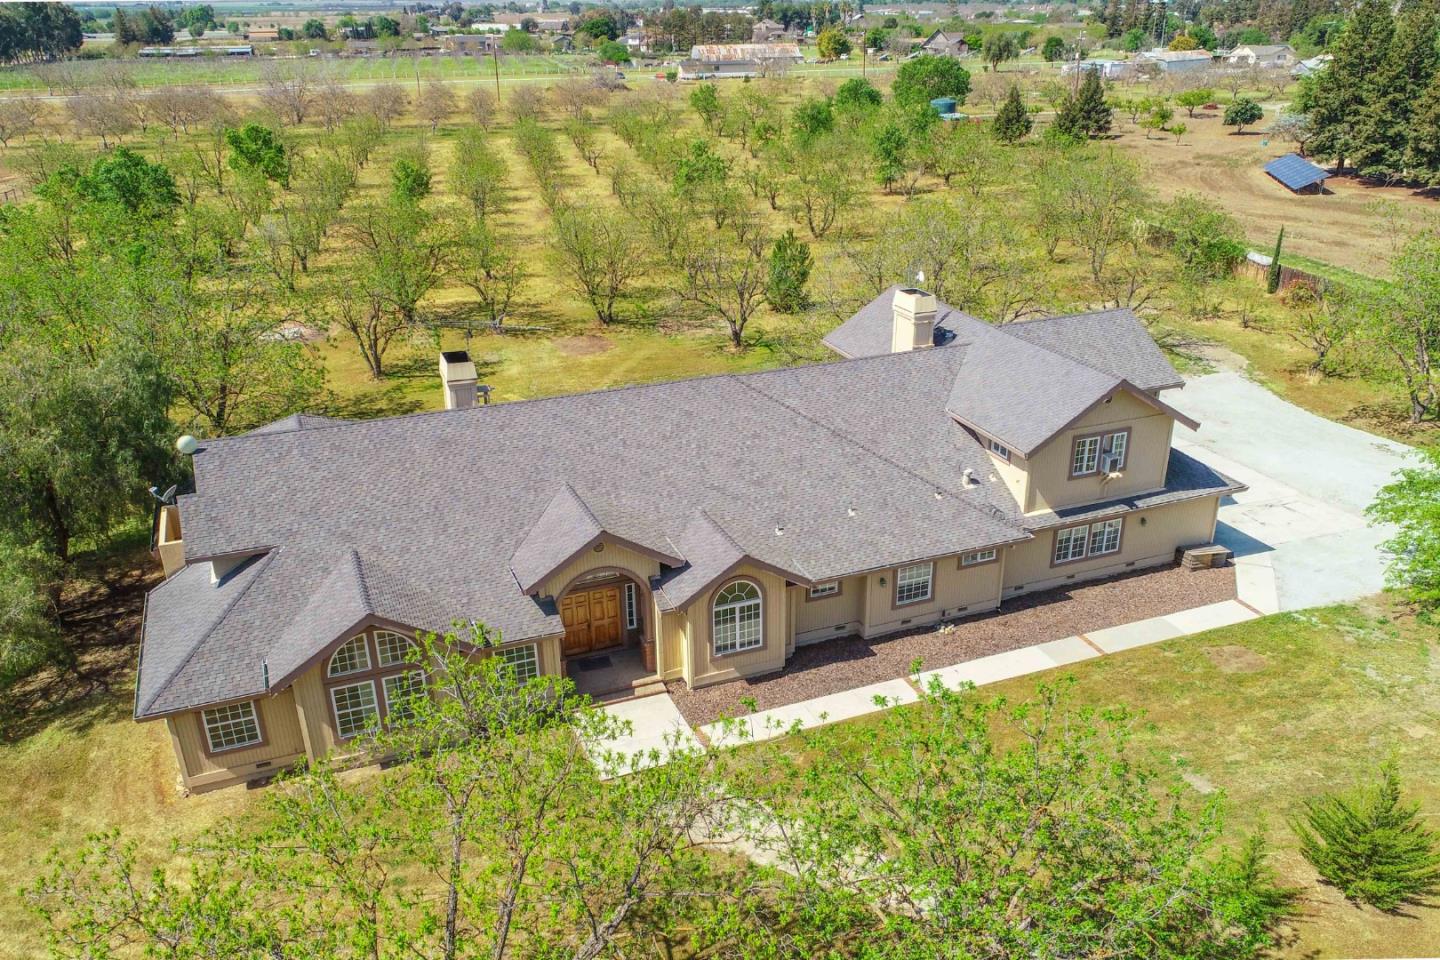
[751,18,787,42]
[917,29,969,58]
[1137,48,1213,73]
[1225,44,1296,68]
[444,33,500,54]
[244,28,279,42]
[1292,53,1331,77]
[1060,58,1133,80]
[679,42,803,79]
[622,27,652,53]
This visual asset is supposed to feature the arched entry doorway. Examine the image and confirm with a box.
[555,567,656,697]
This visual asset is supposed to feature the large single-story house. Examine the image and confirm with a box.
[678,42,803,79]
[137,289,1242,792]
[1224,44,1295,68]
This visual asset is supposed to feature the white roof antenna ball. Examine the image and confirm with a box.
[176,435,199,456]
[915,270,926,286]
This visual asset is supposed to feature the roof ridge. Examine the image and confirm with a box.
[136,551,276,716]
[348,548,374,615]
[734,371,1029,545]
[557,481,602,531]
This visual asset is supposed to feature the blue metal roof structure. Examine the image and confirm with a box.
[1264,153,1329,192]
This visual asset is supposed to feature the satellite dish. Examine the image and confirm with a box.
[176,435,199,456]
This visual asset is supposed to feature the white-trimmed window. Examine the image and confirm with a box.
[202,701,261,752]
[895,562,934,605]
[623,581,638,630]
[713,580,763,655]
[961,549,996,567]
[1071,436,1101,477]
[497,643,540,681]
[382,671,425,723]
[374,629,414,667]
[328,635,371,677]
[331,680,379,740]
[1054,525,1089,564]
[1089,517,1123,555]
[807,581,840,599]
[987,439,1011,462]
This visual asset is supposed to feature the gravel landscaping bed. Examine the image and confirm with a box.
[666,563,1236,728]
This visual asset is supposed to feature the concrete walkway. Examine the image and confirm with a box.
[593,371,1413,767]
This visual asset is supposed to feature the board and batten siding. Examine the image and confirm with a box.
[535,541,661,602]
[862,554,1004,639]
[1002,496,1219,595]
[169,687,306,792]
[1024,391,1176,514]
[684,564,790,688]
[659,610,688,682]
[791,575,866,645]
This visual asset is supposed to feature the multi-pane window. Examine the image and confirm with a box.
[807,581,840,599]
[987,439,1011,462]
[623,581,638,630]
[1053,526,1089,564]
[961,549,996,567]
[1089,518,1123,555]
[713,580,763,655]
[382,671,425,723]
[497,644,540,682]
[1071,436,1101,477]
[328,635,371,677]
[374,630,414,667]
[202,701,261,752]
[895,562,934,605]
[1054,517,1125,564]
[331,681,379,740]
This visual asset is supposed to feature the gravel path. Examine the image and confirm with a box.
[666,564,1236,728]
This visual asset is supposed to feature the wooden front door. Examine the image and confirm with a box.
[560,584,622,657]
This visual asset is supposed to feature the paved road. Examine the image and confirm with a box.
[1170,371,1413,612]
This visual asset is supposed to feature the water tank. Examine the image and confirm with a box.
[929,97,957,115]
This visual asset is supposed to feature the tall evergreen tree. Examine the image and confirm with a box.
[1406,72,1440,180]
[1053,71,1112,140]
[993,84,1033,143]
[1307,0,1395,173]
[1354,4,1438,180]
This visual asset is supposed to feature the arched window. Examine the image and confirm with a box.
[328,635,371,677]
[374,629,414,667]
[712,580,763,655]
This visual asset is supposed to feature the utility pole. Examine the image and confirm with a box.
[492,46,501,105]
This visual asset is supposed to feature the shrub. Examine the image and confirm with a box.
[767,229,812,313]
[892,54,971,108]
[1292,759,1440,910]
[1224,97,1264,133]
[992,84,1031,143]
[835,77,883,111]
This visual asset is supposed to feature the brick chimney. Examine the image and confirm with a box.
[891,288,937,353]
[439,350,478,410]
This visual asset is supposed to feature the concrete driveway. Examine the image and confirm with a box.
[1170,371,1413,612]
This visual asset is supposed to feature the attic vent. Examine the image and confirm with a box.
[775,525,785,536]
[846,507,856,518]
[962,468,977,487]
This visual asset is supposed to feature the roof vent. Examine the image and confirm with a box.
[775,525,785,536]
[847,506,856,518]
[962,468,977,486]
[439,350,480,410]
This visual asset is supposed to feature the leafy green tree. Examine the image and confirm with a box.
[345,196,454,334]
[767,228,811,312]
[1120,26,1145,50]
[450,127,507,220]
[1224,97,1263,133]
[834,76,883,111]
[596,39,630,63]
[76,147,179,219]
[0,2,84,63]
[1368,444,1440,601]
[550,201,648,324]
[892,54,971,108]
[1307,0,1394,173]
[1345,228,1440,422]
[791,95,834,142]
[1176,87,1213,118]
[391,152,432,202]
[225,123,289,186]
[1352,3,1438,180]
[301,18,326,39]
[865,26,888,51]
[1052,70,1112,140]
[1160,194,1246,278]
[455,220,526,331]
[1041,35,1065,61]
[816,26,850,60]
[1267,225,1285,294]
[872,119,909,192]
[0,537,62,688]
[982,31,1019,71]
[992,84,1032,143]
[1293,759,1440,910]
[689,82,723,132]
[501,28,534,52]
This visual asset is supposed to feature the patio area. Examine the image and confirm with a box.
[566,646,660,702]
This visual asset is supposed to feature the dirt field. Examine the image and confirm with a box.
[1112,104,1436,275]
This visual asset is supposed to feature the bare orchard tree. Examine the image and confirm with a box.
[550,200,647,324]
[260,61,315,126]
[466,86,495,129]
[28,60,83,97]
[0,97,44,148]
[68,92,136,149]
[313,78,358,132]
[1269,112,1315,155]
[416,81,458,133]
[675,214,771,348]
[564,118,604,173]
[551,79,603,121]
[330,283,410,380]
[366,83,409,131]
[508,84,546,123]
[455,220,527,331]
[145,85,226,140]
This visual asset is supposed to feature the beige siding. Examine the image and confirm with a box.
[792,575,866,645]
[292,663,336,757]
[1025,392,1175,514]
[171,688,307,792]
[685,564,791,687]
[535,541,661,601]
[659,610,687,681]
[863,555,1003,639]
[988,450,1029,510]
[1002,496,1219,595]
